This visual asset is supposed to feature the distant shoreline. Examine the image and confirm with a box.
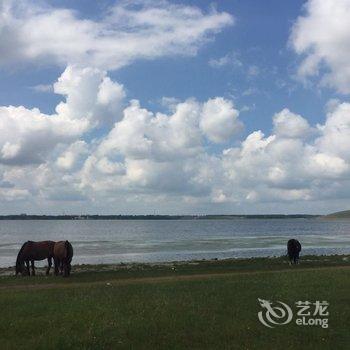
[0,214,321,220]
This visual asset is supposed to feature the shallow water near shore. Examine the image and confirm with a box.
[1,218,350,267]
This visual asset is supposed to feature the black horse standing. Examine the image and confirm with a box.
[287,239,301,264]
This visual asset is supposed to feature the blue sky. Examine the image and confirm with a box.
[1,0,335,132]
[1,0,350,214]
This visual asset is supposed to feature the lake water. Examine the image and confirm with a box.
[1,219,350,267]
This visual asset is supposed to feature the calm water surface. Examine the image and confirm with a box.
[0,219,350,267]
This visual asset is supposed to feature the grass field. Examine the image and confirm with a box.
[0,255,349,349]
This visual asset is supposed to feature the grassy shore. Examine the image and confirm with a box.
[0,255,349,349]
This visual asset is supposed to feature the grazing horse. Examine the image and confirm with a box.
[54,240,73,277]
[15,241,55,276]
[287,239,302,265]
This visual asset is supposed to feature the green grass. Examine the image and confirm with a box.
[0,256,349,349]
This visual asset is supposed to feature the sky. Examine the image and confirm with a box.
[1,0,350,215]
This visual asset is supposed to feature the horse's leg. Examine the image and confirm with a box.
[63,259,70,277]
[46,257,52,275]
[31,260,35,276]
[25,260,30,276]
[62,261,67,277]
[54,258,59,276]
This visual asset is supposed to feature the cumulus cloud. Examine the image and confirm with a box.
[56,141,89,171]
[273,108,311,139]
[98,97,241,163]
[77,85,350,208]
[200,98,243,143]
[291,0,350,93]
[0,63,246,206]
[0,65,125,166]
[0,105,87,165]
[2,64,350,211]
[315,101,350,161]
[78,97,241,199]
[0,0,234,70]
[54,65,125,128]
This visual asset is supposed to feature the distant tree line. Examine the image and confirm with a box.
[0,214,320,220]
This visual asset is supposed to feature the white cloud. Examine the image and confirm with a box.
[218,101,350,205]
[54,65,125,128]
[2,92,350,210]
[1,44,350,212]
[56,141,88,171]
[0,0,234,70]
[208,51,242,68]
[30,84,53,93]
[0,65,125,166]
[291,0,350,93]
[200,98,242,143]
[0,105,88,165]
[77,87,350,209]
[97,97,242,167]
[315,101,350,161]
[273,108,311,138]
[0,187,30,201]
[306,153,348,179]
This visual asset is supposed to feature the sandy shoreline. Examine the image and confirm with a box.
[1,254,349,276]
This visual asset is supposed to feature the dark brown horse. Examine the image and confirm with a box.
[53,240,73,277]
[287,239,302,264]
[15,241,55,276]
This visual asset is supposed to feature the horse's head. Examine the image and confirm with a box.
[15,241,29,276]
[16,263,23,276]
[15,261,24,275]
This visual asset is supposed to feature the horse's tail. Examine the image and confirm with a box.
[65,240,73,263]
[297,240,302,253]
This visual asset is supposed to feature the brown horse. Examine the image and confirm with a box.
[15,241,55,276]
[53,240,73,277]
